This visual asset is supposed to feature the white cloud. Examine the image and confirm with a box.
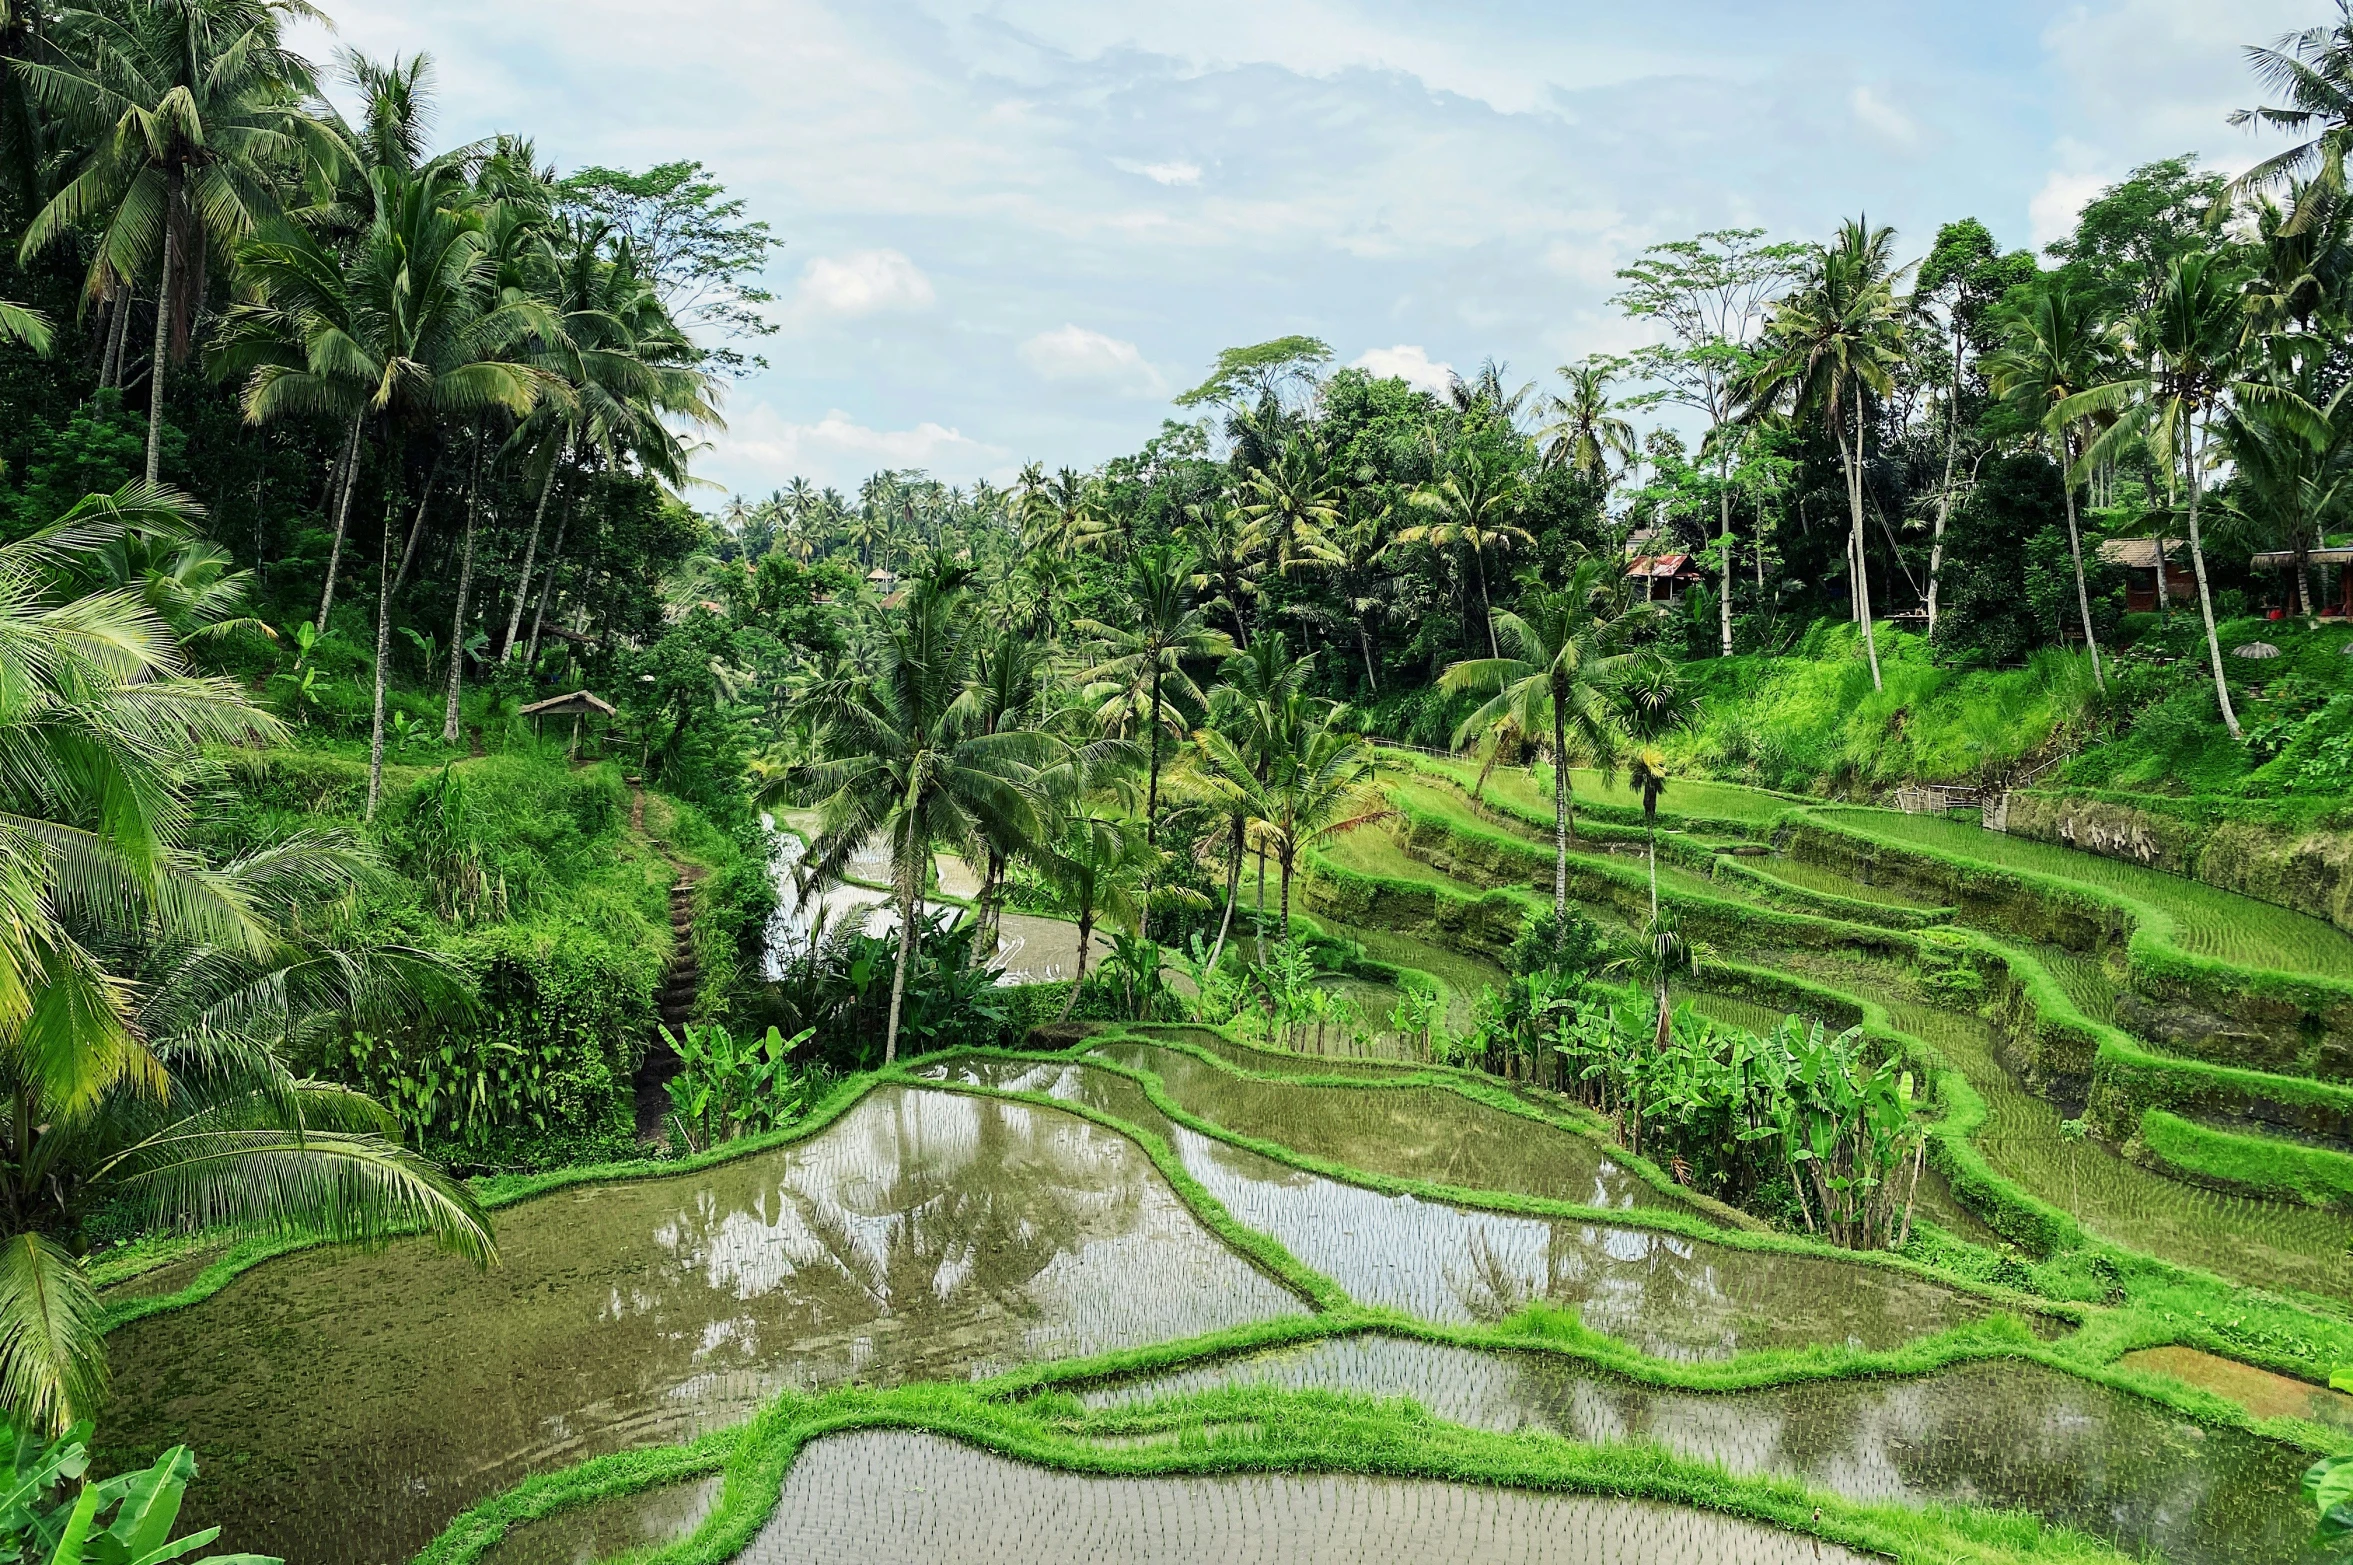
[1115,157,1203,186]
[788,249,936,321]
[710,405,1008,491]
[1350,344,1453,396]
[2040,0,2313,174]
[1018,325,1166,395]
[2028,168,2111,250]
[1849,85,1918,148]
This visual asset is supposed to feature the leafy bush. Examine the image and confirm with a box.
[0,1422,267,1565]
[658,1022,825,1151]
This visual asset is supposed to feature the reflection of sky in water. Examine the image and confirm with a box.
[1080,1336,2321,1565]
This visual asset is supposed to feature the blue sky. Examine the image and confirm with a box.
[304,0,2317,499]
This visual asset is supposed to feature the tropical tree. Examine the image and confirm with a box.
[1238,438,1342,581]
[17,0,342,485]
[1182,497,1263,648]
[1613,230,1803,655]
[1739,218,1911,690]
[2062,251,2315,738]
[1984,277,2114,689]
[1536,358,1639,483]
[1394,445,1533,659]
[2229,3,2353,220]
[1440,555,1642,915]
[0,484,492,1431]
[769,571,1051,1064]
[1036,807,1145,1018]
[1076,542,1227,846]
[1197,701,1385,937]
[214,164,562,816]
[2221,369,2353,618]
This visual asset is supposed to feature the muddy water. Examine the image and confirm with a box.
[1090,1040,1673,1212]
[1084,1335,2325,1565]
[100,1087,1305,1564]
[935,1055,1992,1358]
[480,1476,723,1565]
[741,1429,1869,1565]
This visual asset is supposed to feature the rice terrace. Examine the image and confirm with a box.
[10,0,2353,1561]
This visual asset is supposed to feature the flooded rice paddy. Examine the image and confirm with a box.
[481,1476,723,1565]
[101,1087,1304,1561]
[1082,1334,2327,1565]
[739,1429,1872,1565]
[936,1052,2002,1358]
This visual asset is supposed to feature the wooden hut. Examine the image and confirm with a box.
[2096,537,2195,613]
[519,689,618,758]
[2251,546,2353,618]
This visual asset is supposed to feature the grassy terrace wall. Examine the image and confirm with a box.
[1348,765,2353,1228]
[2004,786,2353,935]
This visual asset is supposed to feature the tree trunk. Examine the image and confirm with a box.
[1145,659,1163,842]
[1357,623,1379,694]
[1207,831,1242,973]
[1925,320,1963,637]
[364,457,403,822]
[1279,850,1295,938]
[102,282,132,390]
[1717,458,1734,657]
[444,432,483,744]
[391,461,440,599]
[316,413,365,633]
[1472,540,1499,659]
[1058,902,1096,1022]
[143,181,178,487]
[525,509,571,668]
[502,450,563,659]
[1551,690,1569,916]
[2060,440,2105,691]
[1255,841,1268,960]
[883,816,922,1065]
[2182,421,2240,738]
[1843,386,1883,690]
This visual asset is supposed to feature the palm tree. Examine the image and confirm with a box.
[1036,807,1145,1019]
[769,571,1051,1064]
[1537,359,1638,482]
[1238,438,1342,581]
[1182,496,1264,648]
[1200,632,1314,957]
[1325,494,1392,694]
[17,0,341,485]
[0,485,492,1430]
[2221,370,2353,617]
[1984,278,2113,689]
[1740,218,1911,691]
[2229,4,2353,223]
[2062,252,2316,739]
[1394,445,1534,659]
[1198,702,1386,937]
[1440,556,1641,916]
[215,164,561,817]
[1020,466,1100,560]
[1076,543,1228,846]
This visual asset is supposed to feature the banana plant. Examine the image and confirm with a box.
[0,1424,273,1565]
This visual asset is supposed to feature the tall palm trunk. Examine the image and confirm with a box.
[1278,849,1295,938]
[364,453,404,822]
[1925,323,1963,637]
[883,815,923,1065]
[502,448,564,659]
[143,171,181,486]
[1838,385,1882,690]
[316,413,364,633]
[1550,689,1570,916]
[443,432,483,744]
[1207,830,1242,972]
[1357,624,1379,693]
[2181,418,2240,738]
[1058,895,1097,1022]
[1471,539,1499,658]
[525,509,571,668]
[2060,435,2105,691]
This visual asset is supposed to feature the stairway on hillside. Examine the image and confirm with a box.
[636,871,700,1140]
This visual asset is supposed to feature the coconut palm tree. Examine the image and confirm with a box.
[2061,251,2320,739]
[0,484,492,1431]
[1036,806,1146,1019]
[1075,542,1229,845]
[768,570,1052,1064]
[1196,701,1385,938]
[1440,555,1642,916]
[1984,278,2114,689]
[214,163,563,817]
[1739,218,1911,691]
[1537,359,1638,482]
[2220,369,2353,618]
[1394,445,1534,659]
[2229,3,2353,223]
[1181,496,1264,649]
[16,0,342,485]
[1238,438,1342,582]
